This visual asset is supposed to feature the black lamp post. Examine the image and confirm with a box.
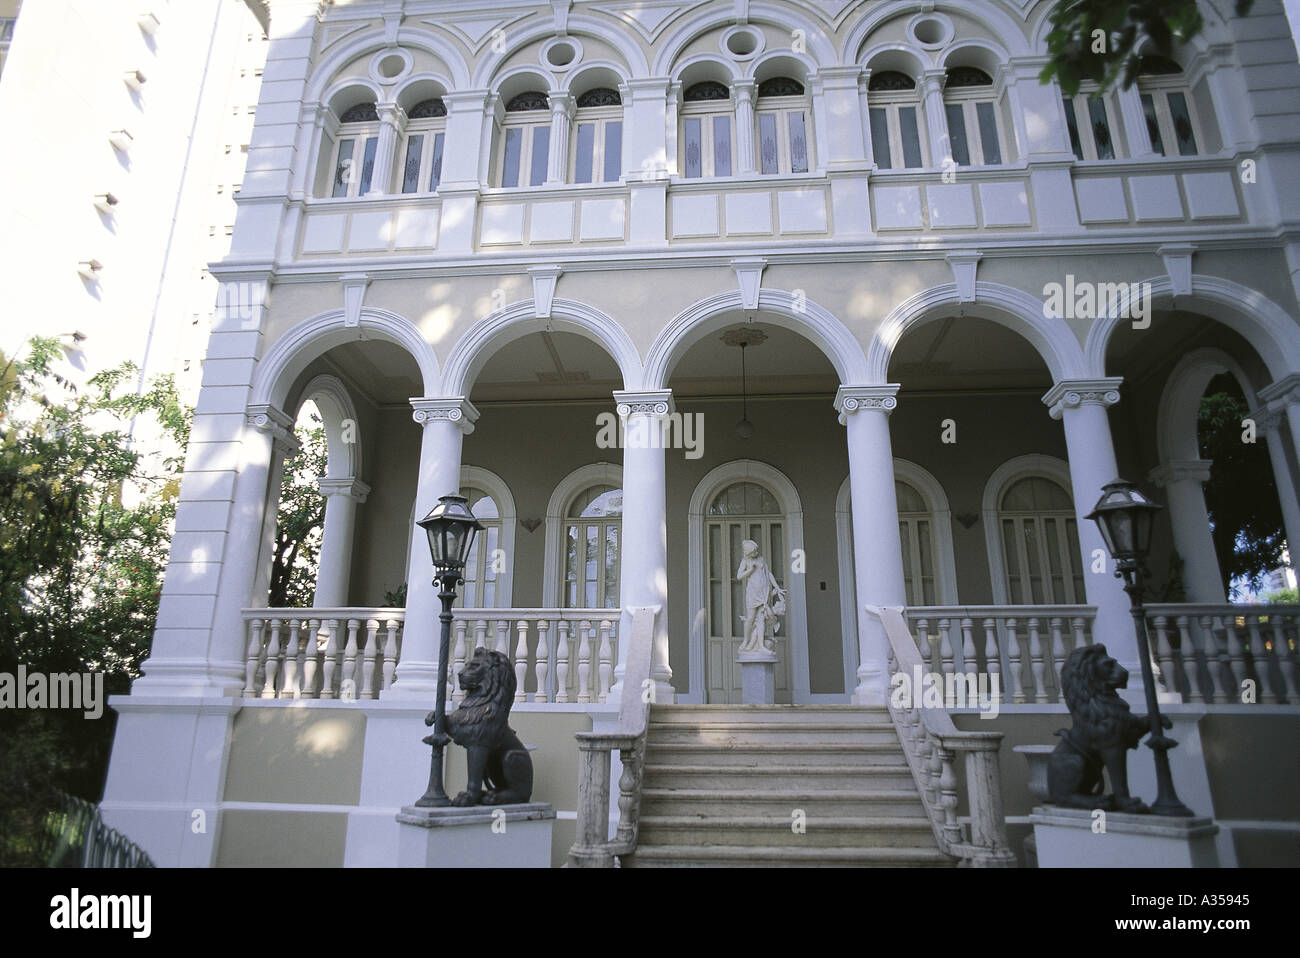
[1085,479,1194,817]
[413,494,483,808]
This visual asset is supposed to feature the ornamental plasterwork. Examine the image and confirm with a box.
[1042,379,1123,420]
[410,398,480,433]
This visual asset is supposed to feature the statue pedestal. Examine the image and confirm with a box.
[394,803,555,868]
[1029,806,1219,867]
[737,650,777,704]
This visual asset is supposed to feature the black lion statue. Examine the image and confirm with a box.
[424,647,534,807]
[1047,643,1168,813]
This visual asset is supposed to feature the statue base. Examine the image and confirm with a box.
[1029,806,1219,868]
[394,802,555,868]
[737,650,777,705]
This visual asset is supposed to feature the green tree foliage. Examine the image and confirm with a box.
[1199,375,1286,597]
[1042,0,1255,95]
[0,338,190,863]
[267,410,327,607]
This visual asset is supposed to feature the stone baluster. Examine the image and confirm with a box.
[556,620,571,704]
[938,618,955,678]
[261,619,282,698]
[473,618,488,660]
[362,619,379,698]
[1152,616,1179,699]
[576,620,593,704]
[1071,616,1088,653]
[244,619,264,697]
[1027,618,1047,703]
[1222,616,1248,702]
[320,619,340,699]
[960,617,976,674]
[1177,616,1204,703]
[342,619,360,701]
[937,745,961,847]
[495,618,509,657]
[598,619,614,702]
[301,619,323,699]
[1004,618,1024,703]
[452,620,468,704]
[982,618,1001,690]
[514,620,529,703]
[280,620,302,699]
[535,620,551,703]
[1244,616,1275,703]
[1049,617,1066,702]
[1270,616,1298,703]
[1201,614,1227,702]
[382,619,400,691]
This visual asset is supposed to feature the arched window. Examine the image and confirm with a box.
[459,486,500,608]
[867,71,925,169]
[399,98,447,194]
[572,87,623,183]
[943,67,1005,166]
[681,80,733,178]
[564,485,622,608]
[330,101,380,197]
[1061,84,1118,161]
[998,476,1085,604]
[1137,56,1202,156]
[498,91,551,188]
[896,480,939,606]
[756,76,811,174]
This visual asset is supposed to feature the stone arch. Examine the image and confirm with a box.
[1084,275,1300,383]
[471,16,649,89]
[686,459,813,703]
[857,42,927,80]
[869,282,1087,384]
[1157,347,1258,464]
[671,53,743,87]
[745,48,819,83]
[843,1,1033,64]
[441,299,642,398]
[250,308,441,412]
[653,2,837,76]
[305,26,472,104]
[291,374,362,481]
[938,39,1012,77]
[460,464,518,608]
[562,60,632,96]
[981,453,1076,605]
[644,288,870,390]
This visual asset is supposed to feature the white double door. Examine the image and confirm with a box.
[704,516,792,703]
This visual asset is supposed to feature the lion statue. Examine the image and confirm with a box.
[423,647,534,807]
[1047,643,1168,813]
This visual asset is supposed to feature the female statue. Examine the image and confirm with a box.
[735,539,787,655]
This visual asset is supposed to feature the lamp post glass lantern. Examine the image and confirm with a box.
[1085,479,1195,817]
[414,495,483,808]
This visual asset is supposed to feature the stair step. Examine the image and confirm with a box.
[649,705,888,726]
[641,764,915,790]
[643,742,909,766]
[637,815,940,848]
[646,723,900,745]
[623,844,955,867]
[640,787,929,818]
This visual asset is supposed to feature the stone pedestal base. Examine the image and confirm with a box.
[395,802,555,868]
[738,651,777,704]
[1029,806,1219,867]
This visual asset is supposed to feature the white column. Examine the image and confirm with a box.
[387,398,479,698]
[1148,460,1224,602]
[1257,374,1300,488]
[1249,383,1300,564]
[313,477,371,607]
[368,103,407,195]
[1115,83,1157,158]
[921,69,951,166]
[836,386,906,706]
[251,423,299,608]
[546,91,575,185]
[611,390,673,704]
[731,79,757,175]
[1043,379,1143,682]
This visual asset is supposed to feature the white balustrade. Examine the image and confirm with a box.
[241,607,618,704]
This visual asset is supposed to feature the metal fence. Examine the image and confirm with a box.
[37,792,154,868]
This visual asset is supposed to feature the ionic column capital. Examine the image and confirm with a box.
[410,397,479,434]
[1258,373,1300,410]
[317,476,371,502]
[1042,378,1123,420]
[377,102,407,131]
[613,389,674,419]
[835,384,899,424]
[548,90,576,118]
[245,403,296,449]
[1148,459,1213,487]
[1245,401,1286,435]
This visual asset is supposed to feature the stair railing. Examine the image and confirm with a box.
[566,605,657,867]
[869,605,1017,867]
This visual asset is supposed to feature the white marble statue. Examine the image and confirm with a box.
[736,539,787,655]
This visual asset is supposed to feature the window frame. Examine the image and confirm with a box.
[754,93,814,175]
[570,101,624,184]
[398,102,448,195]
[942,82,1007,167]
[496,99,552,189]
[1062,84,1120,162]
[867,87,928,170]
[329,112,381,198]
[680,97,736,179]
[563,485,622,610]
[1137,74,1204,158]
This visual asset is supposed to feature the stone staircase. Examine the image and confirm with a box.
[623,704,956,867]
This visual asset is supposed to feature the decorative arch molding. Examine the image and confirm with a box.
[304,26,472,104]
[470,16,649,88]
[321,77,383,116]
[842,1,1033,65]
[292,374,362,481]
[869,282,1087,384]
[685,459,815,704]
[938,39,1013,76]
[441,298,642,397]
[644,288,869,390]
[745,47,820,82]
[652,3,837,76]
[461,464,517,608]
[1083,275,1300,383]
[669,52,743,86]
[541,461,623,609]
[250,308,441,412]
[981,453,1075,605]
[1157,347,1258,464]
[562,59,634,94]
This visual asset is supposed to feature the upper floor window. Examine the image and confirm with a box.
[399,98,447,194]
[572,87,623,184]
[756,77,811,174]
[331,102,379,197]
[681,81,733,178]
[943,67,1005,166]
[1137,56,1201,156]
[867,71,925,169]
[1062,84,1117,161]
[499,91,550,188]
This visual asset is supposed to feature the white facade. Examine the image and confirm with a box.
[99,0,1300,867]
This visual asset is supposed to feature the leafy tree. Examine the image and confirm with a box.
[1199,375,1287,597]
[266,408,327,607]
[1042,0,1255,95]
[0,338,189,862]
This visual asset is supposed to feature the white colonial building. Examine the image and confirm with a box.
[101,0,1300,867]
